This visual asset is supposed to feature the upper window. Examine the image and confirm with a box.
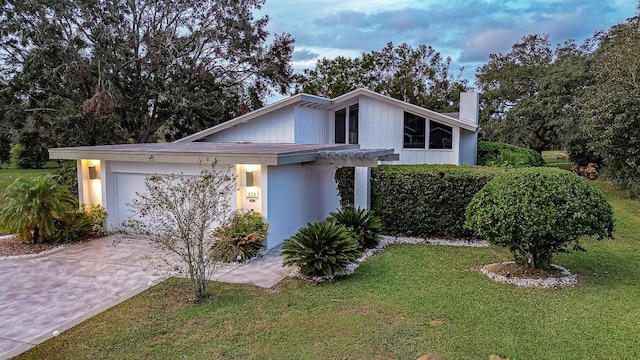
[335,105,359,144]
[429,120,453,149]
[404,112,426,148]
[335,109,346,144]
[348,104,358,144]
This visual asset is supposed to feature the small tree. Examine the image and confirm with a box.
[124,161,236,301]
[0,174,78,242]
[464,167,614,270]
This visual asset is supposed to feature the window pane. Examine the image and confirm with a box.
[348,104,358,144]
[335,109,346,144]
[429,120,453,149]
[404,112,425,148]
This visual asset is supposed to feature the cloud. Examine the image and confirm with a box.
[292,49,320,61]
[259,0,638,81]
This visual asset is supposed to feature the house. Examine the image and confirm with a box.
[48,88,479,249]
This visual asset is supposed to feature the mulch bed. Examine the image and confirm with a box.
[0,235,61,257]
[484,262,567,279]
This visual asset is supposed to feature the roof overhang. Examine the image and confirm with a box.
[49,142,398,167]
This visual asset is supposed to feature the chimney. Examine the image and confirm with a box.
[459,91,479,125]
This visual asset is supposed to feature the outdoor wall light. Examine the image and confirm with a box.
[88,165,99,180]
[246,171,254,187]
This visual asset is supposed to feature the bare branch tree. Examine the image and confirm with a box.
[122,160,236,301]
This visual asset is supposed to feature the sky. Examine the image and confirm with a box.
[257,0,637,87]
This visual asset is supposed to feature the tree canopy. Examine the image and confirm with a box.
[475,34,592,153]
[579,12,640,192]
[295,42,467,113]
[0,0,294,150]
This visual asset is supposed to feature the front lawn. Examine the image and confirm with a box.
[16,182,640,359]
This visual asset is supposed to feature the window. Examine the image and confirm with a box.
[335,105,359,144]
[429,120,453,149]
[335,109,346,144]
[348,104,358,144]
[403,112,425,148]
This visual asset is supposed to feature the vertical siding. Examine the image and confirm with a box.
[201,106,295,143]
[293,106,327,143]
[266,164,339,248]
[357,97,460,165]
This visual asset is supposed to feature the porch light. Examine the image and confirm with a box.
[88,165,99,180]
[246,171,254,187]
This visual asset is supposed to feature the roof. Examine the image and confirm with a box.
[176,88,478,143]
[48,142,397,166]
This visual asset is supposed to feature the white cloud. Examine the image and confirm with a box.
[259,0,638,82]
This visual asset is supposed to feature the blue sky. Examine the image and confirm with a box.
[258,0,637,85]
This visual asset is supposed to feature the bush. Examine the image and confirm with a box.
[477,141,544,168]
[85,204,108,235]
[0,175,78,243]
[50,211,93,244]
[281,221,361,279]
[211,211,269,262]
[464,167,614,270]
[328,206,382,249]
[571,163,599,180]
[55,161,79,196]
[371,165,503,238]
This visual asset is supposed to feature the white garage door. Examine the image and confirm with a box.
[114,173,148,225]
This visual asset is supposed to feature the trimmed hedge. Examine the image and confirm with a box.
[477,141,544,168]
[336,165,504,238]
[335,167,355,207]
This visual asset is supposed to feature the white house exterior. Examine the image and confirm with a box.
[49,88,478,250]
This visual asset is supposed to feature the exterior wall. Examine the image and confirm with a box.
[459,129,478,165]
[265,164,339,249]
[293,106,328,144]
[356,96,460,165]
[201,106,295,143]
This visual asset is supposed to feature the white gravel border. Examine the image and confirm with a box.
[479,261,578,288]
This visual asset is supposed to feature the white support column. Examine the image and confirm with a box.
[354,166,371,209]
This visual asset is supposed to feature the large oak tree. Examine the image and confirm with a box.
[580,11,640,191]
[475,34,591,153]
[1,0,294,148]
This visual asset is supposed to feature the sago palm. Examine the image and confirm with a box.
[281,221,361,278]
[0,174,78,243]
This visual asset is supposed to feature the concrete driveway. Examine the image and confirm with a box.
[0,235,290,359]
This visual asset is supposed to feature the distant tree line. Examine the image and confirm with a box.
[475,9,640,193]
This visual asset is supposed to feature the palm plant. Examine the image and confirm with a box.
[329,206,382,249]
[281,221,361,278]
[0,174,78,243]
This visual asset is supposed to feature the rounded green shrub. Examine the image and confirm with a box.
[211,211,269,262]
[280,221,361,279]
[477,141,544,168]
[328,206,382,249]
[464,167,614,270]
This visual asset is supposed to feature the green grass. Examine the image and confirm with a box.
[542,150,572,170]
[14,181,640,359]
